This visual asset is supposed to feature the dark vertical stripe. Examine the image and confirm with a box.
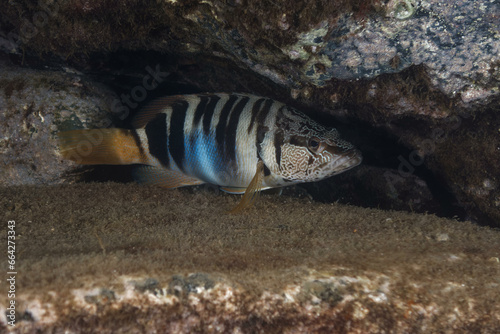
[263,164,271,176]
[247,98,266,134]
[169,100,189,171]
[258,99,274,125]
[192,95,209,127]
[191,95,210,156]
[215,94,239,160]
[274,131,283,168]
[202,95,221,135]
[225,96,250,163]
[255,99,273,157]
[144,113,169,168]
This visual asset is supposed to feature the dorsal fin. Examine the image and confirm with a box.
[132,96,185,129]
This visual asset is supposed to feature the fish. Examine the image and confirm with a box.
[58,93,362,212]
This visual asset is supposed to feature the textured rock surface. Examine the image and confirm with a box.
[0,0,498,225]
[2,0,498,106]
[294,0,499,99]
[1,183,500,332]
[0,58,116,185]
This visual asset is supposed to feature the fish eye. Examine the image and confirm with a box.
[308,137,323,153]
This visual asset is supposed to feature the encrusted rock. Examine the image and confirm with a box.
[0,58,116,185]
[4,269,500,333]
[168,273,216,297]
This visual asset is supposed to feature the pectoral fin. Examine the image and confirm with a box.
[229,160,265,214]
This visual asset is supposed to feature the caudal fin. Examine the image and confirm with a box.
[58,129,147,165]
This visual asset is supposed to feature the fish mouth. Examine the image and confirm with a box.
[327,149,362,175]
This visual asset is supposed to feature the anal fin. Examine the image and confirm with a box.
[220,187,247,194]
[133,165,205,188]
[229,160,265,214]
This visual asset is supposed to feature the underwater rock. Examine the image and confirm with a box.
[296,0,499,101]
[0,57,116,185]
[2,1,498,107]
[167,273,216,298]
[7,270,500,332]
[84,289,116,305]
[300,165,441,215]
[428,111,500,225]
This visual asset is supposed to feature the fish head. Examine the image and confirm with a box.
[271,107,362,183]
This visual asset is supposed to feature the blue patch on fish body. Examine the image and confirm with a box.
[184,130,226,186]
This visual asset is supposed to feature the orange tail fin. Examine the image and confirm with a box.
[58,129,147,165]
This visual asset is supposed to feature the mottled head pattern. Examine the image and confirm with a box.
[273,106,362,182]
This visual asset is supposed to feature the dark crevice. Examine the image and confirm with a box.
[42,49,496,227]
